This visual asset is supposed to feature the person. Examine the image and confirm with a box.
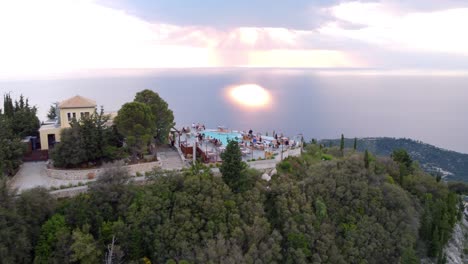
[259,136,262,142]
[274,133,278,140]
[170,134,175,147]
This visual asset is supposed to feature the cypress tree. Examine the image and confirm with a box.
[220,140,248,193]
[353,138,357,150]
[340,134,345,152]
[364,150,370,169]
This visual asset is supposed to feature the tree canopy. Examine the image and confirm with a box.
[220,140,250,193]
[114,102,155,161]
[0,144,462,263]
[3,94,40,137]
[134,89,175,144]
[47,104,57,120]
[0,94,40,176]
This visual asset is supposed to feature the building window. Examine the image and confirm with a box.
[72,113,76,119]
[67,113,71,121]
[81,112,90,118]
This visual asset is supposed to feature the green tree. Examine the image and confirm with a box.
[353,138,357,150]
[0,114,24,175]
[134,89,175,144]
[364,149,370,169]
[3,94,40,137]
[114,102,155,161]
[3,93,14,118]
[51,122,87,168]
[401,246,420,264]
[220,140,249,193]
[391,149,413,173]
[80,108,110,163]
[47,104,57,120]
[340,134,345,152]
[0,178,31,263]
[34,214,69,264]
[51,108,123,168]
[70,225,102,264]
[315,197,327,223]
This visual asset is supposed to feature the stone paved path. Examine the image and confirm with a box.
[9,162,90,193]
[158,146,186,170]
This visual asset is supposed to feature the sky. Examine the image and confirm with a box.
[1,0,468,79]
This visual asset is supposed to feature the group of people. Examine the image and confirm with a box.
[196,132,223,147]
[192,122,205,131]
[181,123,206,134]
[241,129,292,150]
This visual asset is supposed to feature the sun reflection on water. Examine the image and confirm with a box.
[227,84,272,108]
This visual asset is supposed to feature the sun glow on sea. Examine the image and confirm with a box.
[228,84,272,108]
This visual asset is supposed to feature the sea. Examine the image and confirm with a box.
[1,68,468,153]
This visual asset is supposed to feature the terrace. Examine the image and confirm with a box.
[176,126,302,164]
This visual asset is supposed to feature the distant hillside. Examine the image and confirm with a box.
[319,137,468,182]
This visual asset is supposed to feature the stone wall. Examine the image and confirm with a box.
[50,186,88,198]
[46,161,161,180]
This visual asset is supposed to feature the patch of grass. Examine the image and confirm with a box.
[321,154,333,161]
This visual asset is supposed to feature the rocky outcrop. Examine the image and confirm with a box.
[444,216,468,264]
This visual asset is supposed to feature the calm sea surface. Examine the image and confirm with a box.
[1,69,468,153]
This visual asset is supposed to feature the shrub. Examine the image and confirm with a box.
[278,161,292,173]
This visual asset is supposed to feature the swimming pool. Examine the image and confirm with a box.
[203,130,241,146]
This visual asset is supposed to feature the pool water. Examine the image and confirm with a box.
[203,130,242,146]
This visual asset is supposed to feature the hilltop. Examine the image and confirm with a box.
[320,137,468,182]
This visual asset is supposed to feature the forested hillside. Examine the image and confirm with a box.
[0,142,462,263]
[320,137,468,182]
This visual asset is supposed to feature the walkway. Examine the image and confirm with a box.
[9,162,90,193]
[158,146,186,170]
[9,147,299,194]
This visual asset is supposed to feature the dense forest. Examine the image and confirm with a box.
[0,141,462,263]
[320,137,468,182]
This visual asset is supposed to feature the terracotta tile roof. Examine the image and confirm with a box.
[59,95,96,109]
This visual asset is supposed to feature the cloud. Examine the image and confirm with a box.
[0,0,361,79]
[2,0,468,80]
[97,0,337,30]
[320,1,468,55]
